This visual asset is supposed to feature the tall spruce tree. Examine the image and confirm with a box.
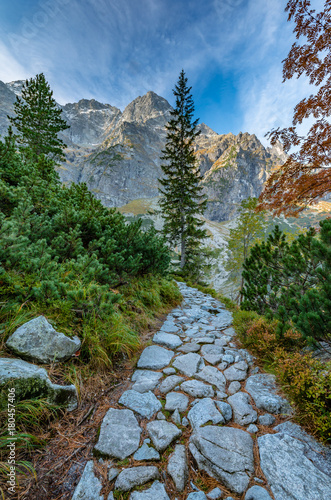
[159,70,207,271]
[8,73,69,162]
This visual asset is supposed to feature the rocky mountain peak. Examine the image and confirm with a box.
[6,80,25,97]
[121,91,172,126]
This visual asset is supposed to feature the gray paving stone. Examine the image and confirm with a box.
[119,390,161,418]
[196,365,226,391]
[214,401,232,423]
[165,392,189,412]
[171,408,181,425]
[245,486,273,500]
[228,381,241,395]
[247,424,259,434]
[158,375,184,394]
[189,426,254,494]
[160,320,180,333]
[167,444,188,492]
[115,466,159,491]
[146,420,182,451]
[187,398,224,429]
[172,353,204,377]
[129,481,170,500]
[200,344,224,365]
[180,379,214,398]
[131,370,163,393]
[227,392,257,425]
[224,361,248,381]
[153,331,183,349]
[187,493,207,500]
[133,443,160,461]
[71,461,103,500]
[206,487,223,499]
[178,342,201,353]
[94,408,141,459]
[137,346,174,370]
[258,414,276,426]
[163,367,176,375]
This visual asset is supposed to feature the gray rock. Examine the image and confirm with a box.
[228,381,241,395]
[119,390,161,418]
[227,392,257,425]
[72,461,103,500]
[214,338,228,347]
[171,408,181,425]
[196,365,226,391]
[258,432,331,499]
[165,392,189,412]
[185,327,200,337]
[187,493,207,500]
[223,327,236,336]
[247,424,259,434]
[245,486,272,500]
[146,420,182,451]
[94,408,141,459]
[6,316,81,364]
[157,411,166,420]
[214,401,232,423]
[107,494,114,500]
[222,355,234,364]
[158,375,184,394]
[137,345,174,370]
[224,361,248,381]
[217,362,228,371]
[200,345,224,365]
[173,353,204,377]
[212,310,233,329]
[133,443,160,461]
[182,416,189,426]
[115,466,159,491]
[163,367,176,375]
[258,414,276,426]
[195,336,215,344]
[189,426,254,494]
[178,342,201,353]
[245,374,292,415]
[160,320,180,333]
[0,358,77,411]
[131,370,163,393]
[167,444,188,491]
[181,379,214,398]
[207,488,223,499]
[274,421,331,477]
[187,398,224,429]
[153,331,182,349]
[216,391,227,400]
[108,467,120,481]
[129,481,170,500]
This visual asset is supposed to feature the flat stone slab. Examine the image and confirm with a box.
[133,442,160,461]
[167,444,188,492]
[189,426,254,494]
[173,353,204,377]
[5,315,81,364]
[178,342,201,353]
[115,466,159,491]
[0,358,77,411]
[211,310,233,329]
[137,346,174,370]
[227,392,257,425]
[71,461,103,500]
[195,336,215,344]
[131,370,163,393]
[94,408,141,459]
[158,375,184,394]
[200,345,224,365]
[245,486,273,500]
[129,481,170,499]
[196,365,226,391]
[258,432,331,500]
[153,331,183,349]
[245,374,292,415]
[119,390,161,418]
[224,361,248,381]
[188,398,224,429]
[160,320,180,333]
[180,379,214,398]
[165,392,189,412]
[146,420,182,451]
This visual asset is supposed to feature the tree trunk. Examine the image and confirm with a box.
[180,220,185,268]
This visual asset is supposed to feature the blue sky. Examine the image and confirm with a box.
[0,0,317,143]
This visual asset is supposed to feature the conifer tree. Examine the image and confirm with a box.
[8,73,69,162]
[159,70,207,270]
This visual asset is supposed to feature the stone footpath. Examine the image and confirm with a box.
[72,282,331,500]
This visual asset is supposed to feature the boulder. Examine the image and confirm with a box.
[189,426,254,494]
[245,374,292,415]
[6,316,80,364]
[0,358,77,411]
[94,408,141,459]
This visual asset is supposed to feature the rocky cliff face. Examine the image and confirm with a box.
[1,80,286,221]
